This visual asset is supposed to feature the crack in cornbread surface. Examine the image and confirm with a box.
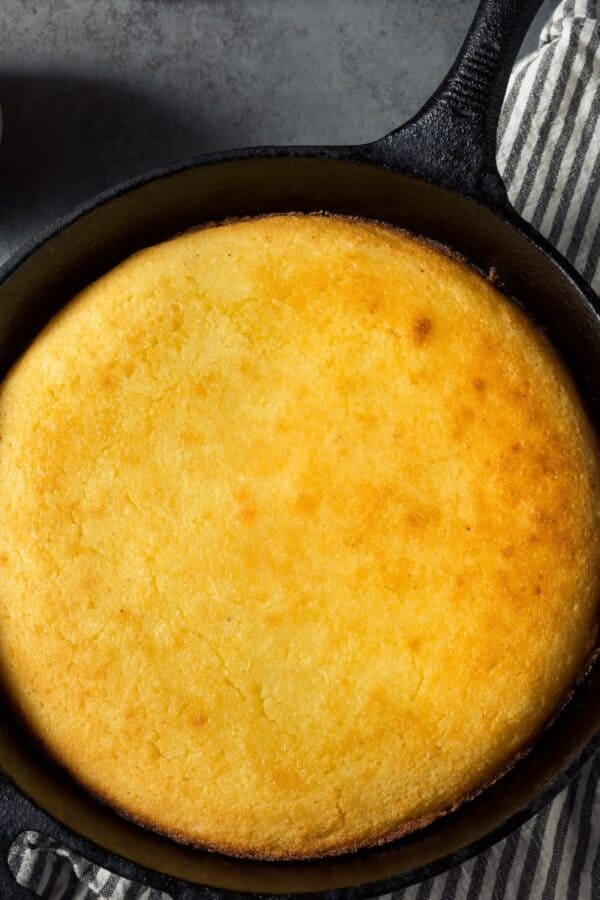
[0,214,599,859]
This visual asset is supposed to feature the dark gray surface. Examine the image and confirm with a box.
[0,0,555,265]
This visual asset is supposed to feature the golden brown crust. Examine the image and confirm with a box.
[0,213,599,860]
[11,641,598,861]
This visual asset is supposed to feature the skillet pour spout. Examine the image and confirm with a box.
[1,0,600,898]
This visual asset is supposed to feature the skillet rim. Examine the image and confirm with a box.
[3,141,600,328]
[0,145,599,899]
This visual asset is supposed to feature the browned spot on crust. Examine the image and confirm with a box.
[536,451,558,476]
[191,714,208,729]
[412,316,433,344]
[452,404,476,441]
[473,377,486,392]
[179,429,199,448]
[532,507,552,526]
[272,767,302,791]
[193,372,217,397]
[100,372,116,391]
[407,635,423,653]
[294,492,317,515]
[170,309,183,332]
[501,545,515,558]
[235,488,257,524]
[406,509,428,528]
[357,411,378,429]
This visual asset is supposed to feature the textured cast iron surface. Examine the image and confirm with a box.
[1,0,600,897]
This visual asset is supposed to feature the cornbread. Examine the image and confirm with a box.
[0,214,598,860]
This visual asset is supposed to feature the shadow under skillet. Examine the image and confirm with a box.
[0,73,214,257]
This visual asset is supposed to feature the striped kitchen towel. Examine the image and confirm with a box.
[499,0,600,291]
[8,831,172,899]
[6,0,600,898]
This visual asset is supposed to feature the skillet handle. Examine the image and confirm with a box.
[366,0,543,209]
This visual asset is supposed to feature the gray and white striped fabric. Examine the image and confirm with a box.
[8,831,172,899]
[498,0,600,291]
[6,1,600,897]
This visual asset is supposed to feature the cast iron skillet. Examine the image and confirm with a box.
[0,0,599,897]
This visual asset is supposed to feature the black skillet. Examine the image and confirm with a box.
[1,0,599,897]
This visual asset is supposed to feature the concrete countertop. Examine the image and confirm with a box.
[0,0,555,266]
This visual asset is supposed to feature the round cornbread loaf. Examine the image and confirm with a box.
[0,214,598,859]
